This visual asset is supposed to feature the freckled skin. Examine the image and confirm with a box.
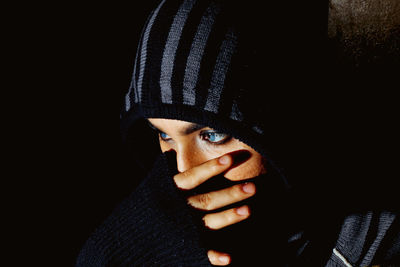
[148,118,267,180]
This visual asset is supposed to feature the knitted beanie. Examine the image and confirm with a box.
[121,0,325,185]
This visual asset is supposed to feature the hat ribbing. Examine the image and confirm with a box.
[125,0,245,118]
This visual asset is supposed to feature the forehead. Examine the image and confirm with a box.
[148,118,195,127]
[147,118,206,135]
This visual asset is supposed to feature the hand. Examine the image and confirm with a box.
[173,152,256,265]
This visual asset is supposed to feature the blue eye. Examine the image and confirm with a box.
[159,132,171,141]
[201,131,231,144]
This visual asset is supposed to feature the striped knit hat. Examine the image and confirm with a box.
[120,0,318,177]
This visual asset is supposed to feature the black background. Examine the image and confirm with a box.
[7,1,161,266]
[52,3,162,265]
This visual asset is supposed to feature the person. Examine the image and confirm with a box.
[76,0,400,266]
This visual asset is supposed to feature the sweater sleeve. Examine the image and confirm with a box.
[327,210,400,267]
[76,152,212,267]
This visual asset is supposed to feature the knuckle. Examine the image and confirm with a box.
[173,175,182,187]
[207,251,215,264]
[230,185,244,199]
[181,168,193,179]
[198,193,213,210]
[202,214,212,228]
[209,160,221,173]
[177,169,194,189]
[203,214,219,230]
[226,210,237,224]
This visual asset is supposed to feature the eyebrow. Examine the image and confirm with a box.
[181,123,205,135]
[147,120,206,135]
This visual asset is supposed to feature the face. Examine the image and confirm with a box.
[148,118,267,181]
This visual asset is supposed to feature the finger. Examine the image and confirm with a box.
[187,182,256,210]
[203,205,250,230]
[207,250,231,266]
[174,154,232,190]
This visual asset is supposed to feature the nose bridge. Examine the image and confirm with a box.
[175,143,197,173]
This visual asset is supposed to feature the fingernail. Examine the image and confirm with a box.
[236,206,249,216]
[242,182,255,194]
[218,155,231,165]
[218,255,229,264]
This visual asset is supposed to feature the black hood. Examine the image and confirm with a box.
[120,0,330,190]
